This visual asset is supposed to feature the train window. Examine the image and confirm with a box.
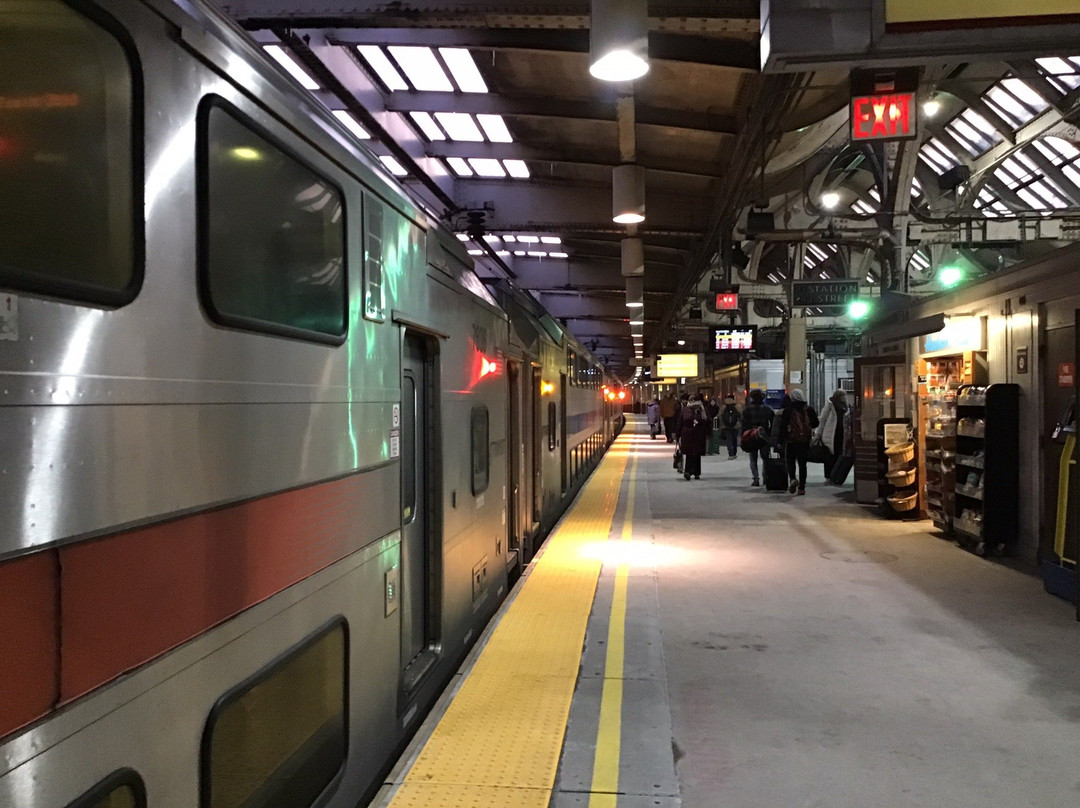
[64,769,146,808]
[364,197,386,321]
[471,406,489,496]
[201,620,347,808]
[0,0,141,305]
[548,402,557,451]
[199,100,346,342]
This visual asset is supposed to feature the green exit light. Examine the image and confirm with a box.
[939,266,963,287]
[848,300,870,319]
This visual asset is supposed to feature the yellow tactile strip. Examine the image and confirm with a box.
[387,438,632,806]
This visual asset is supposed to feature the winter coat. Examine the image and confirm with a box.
[679,402,709,456]
[814,399,847,454]
[646,400,661,425]
[740,402,773,432]
[779,401,819,445]
[659,395,678,419]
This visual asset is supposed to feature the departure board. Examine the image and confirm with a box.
[712,326,756,351]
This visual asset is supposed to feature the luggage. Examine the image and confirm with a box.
[763,452,788,491]
[673,449,683,472]
[807,441,831,464]
[829,454,854,485]
[708,423,723,455]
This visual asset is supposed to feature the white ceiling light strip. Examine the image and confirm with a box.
[439,48,488,93]
[409,111,446,141]
[387,46,454,92]
[446,157,473,176]
[379,155,408,177]
[435,112,484,141]
[504,159,530,178]
[468,158,506,177]
[264,45,320,90]
[477,114,513,143]
[331,110,370,140]
[357,46,408,90]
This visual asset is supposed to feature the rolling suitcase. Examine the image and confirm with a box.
[829,454,854,485]
[763,451,788,491]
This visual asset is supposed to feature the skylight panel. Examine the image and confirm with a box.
[496,250,510,256]
[264,45,319,91]
[959,109,1003,144]
[502,234,517,242]
[807,243,828,261]
[435,113,484,141]
[409,111,446,141]
[1028,180,1069,208]
[947,117,990,155]
[926,138,961,169]
[379,155,408,177]
[1063,164,1080,187]
[550,251,569,258]
[456,233,469,241]
[526,251,546,257]
[867,187,881,203]
[482,234,499,243]
[469,158,506,177]
[984,85,1031,127]
[467,249,484,255]
[1017,187,1047,209]
[331,110,370,140]
[514,250,526,256]
[1036,57,1080,90]
[446,157,473,176]
[387,46,453,92]
[358,46,408,91]
[477,114,513,143]
[541,236,561,244]
[504,160,530,178]
[1046,136,1080,159]
[517,235,539,243]
[1002,78,1049,113]
[439,48,488,93]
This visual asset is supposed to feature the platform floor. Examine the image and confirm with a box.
[373,416,1080,808]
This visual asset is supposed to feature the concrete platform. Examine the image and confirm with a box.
[375,416,1080,808]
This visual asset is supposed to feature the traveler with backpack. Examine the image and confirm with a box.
[720,394,740,459]
[679,394,709,480]
[779,389,819,495]
[740,389,774,486]
[660,392,679,443]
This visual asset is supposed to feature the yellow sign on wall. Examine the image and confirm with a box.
[887,0,1080,24]
[655,354,700,379]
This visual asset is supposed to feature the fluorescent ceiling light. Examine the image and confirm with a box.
[518,235,539,243]
[482,234,499,242]
[439,48,488,93]
[820,191,841,209]
[435,112,484,141]
[514,250,526,256]
[496,250,510,256]
[550,252,569,258]
[409,111,446,141]
[503,234,517,242]
[379,155,408,177]
[357,46,408,91]
[331,110,370,140]
[541,236,562,244]
[469,158,506,177]
[446,157,473,176]
[467,249,483,255]
[527,251,547,257]
[265,46,319,91]
[388,46,453,92]
[456,233,469,241]
[504,159,530,178]
[477,114,513,143]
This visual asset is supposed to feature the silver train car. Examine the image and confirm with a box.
[0,0,622,806]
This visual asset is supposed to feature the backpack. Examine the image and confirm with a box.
[788,407,812,443]
[722,405,739,429]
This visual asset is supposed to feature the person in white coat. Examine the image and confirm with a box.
[814,389,848,477]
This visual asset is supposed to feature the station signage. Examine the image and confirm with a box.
[655,353,700,379]
[792,280,859,307]
[716,291,739,310]
[711,326,756,352]
[851,91,916,141]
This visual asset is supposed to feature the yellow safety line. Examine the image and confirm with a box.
[589,451,638,808]
[385,427,635,808]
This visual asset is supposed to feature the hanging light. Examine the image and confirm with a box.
[621,237,644,276]
[613,164,645,224]
[589,0,649,82]
[626,276,644,308]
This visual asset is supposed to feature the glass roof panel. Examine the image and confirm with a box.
[409,111,446,141]
[357,46,409,91]
[469,158,507,177]
[446,156,473,176]
[387,46,454,92]
[984,85,1032,127]
[331,110,370,140]
[379,155,408,176]
[265,45,320,91]
[476,114,513,143]
[435,113,484,141]
[1001,78,1050,113]
[504,159,530,178]
[438,48,488,93]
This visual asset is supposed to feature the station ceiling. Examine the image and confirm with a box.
[224,1,1080,377]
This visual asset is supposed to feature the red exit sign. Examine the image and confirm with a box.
[716,292,739,310]
[851,92,916,141]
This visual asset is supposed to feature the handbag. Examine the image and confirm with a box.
[673,448,683,472]
[807,441,832,464]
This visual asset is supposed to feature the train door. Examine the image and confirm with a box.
[1040,302,1078,567]
[532,365,543,526]
[507,360,521,563]
[401,333,438,691]
[560,373,568,492]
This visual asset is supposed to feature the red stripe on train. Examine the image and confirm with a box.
[0,472,384,739]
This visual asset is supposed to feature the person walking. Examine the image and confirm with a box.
[814,389,848,477]
[646,397,662,439]
[740,389,774,486]
[660,392,678,443]
[779,389,819,495]
[720,394,740,459]
[679,394,709,480]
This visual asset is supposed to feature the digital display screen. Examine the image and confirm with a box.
[712,326,756,351]
[655,354,700,378]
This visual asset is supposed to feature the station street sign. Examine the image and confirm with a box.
[792,280,860,307]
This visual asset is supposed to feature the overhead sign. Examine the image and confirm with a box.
[712,326,756,352]
[716,292,739,310]
[655,353,700,379]
[886,0,1080,25]
[792,280,860,307]
[851,92,916,141]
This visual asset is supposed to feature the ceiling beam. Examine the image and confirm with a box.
[380,92,736,134]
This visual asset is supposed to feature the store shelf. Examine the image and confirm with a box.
[955,487,984,501]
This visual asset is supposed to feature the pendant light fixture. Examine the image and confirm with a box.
[625,275,644,308]
[613,164,645,224]
[589,0,650,82]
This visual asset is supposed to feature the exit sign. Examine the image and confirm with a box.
[716,292,739,310]
[851,92,916,141]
